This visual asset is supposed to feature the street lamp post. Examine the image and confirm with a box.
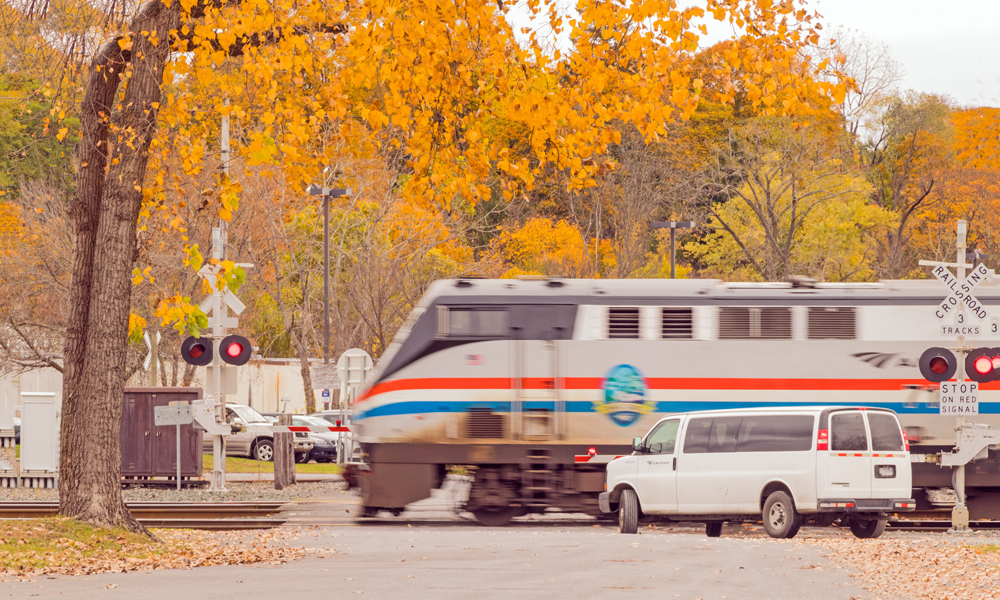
[651,221,696,279]
[307,184,352,365]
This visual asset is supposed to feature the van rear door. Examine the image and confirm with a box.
[821,410,870,499]
[866,411,911,499]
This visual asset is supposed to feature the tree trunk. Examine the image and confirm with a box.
[59,0,177,534]
[292,332,316,413]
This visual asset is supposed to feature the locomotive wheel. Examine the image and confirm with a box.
[472,506,518,527]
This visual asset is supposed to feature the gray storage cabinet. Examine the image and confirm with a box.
[120,387,203,481]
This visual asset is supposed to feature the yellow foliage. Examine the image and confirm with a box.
[687,171,894,282]
[492,218,615,278]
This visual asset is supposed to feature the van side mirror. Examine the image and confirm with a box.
[632,436,643,453]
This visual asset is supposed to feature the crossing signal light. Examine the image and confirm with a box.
[220,335,252,366]
[919,347,957,383]
[966,347,1000,383]
[181,336,213,366]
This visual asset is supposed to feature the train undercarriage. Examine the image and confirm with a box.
[350,442,1000,525]
[352,442,614,525]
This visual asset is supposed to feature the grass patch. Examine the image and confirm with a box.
[201,454,342,474]
[0,518,165,573]
[970,544,1000,553]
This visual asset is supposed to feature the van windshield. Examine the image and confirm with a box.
[869,413,905,451]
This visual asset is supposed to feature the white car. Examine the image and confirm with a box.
[203,404,313,461]
[600,406,914,539]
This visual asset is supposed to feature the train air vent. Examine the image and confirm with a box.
[608,307,640,338]
[465,408,506,439]
[808,307,856,340]
[719,307,791,340]
[661,308,693,339]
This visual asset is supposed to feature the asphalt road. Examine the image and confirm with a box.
[0,523,865,600]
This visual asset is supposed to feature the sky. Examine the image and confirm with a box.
[814,0,1000,108]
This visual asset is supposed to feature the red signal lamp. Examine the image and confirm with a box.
[220,334,253,366]
[181,336,213,366]
[588,447,598,456]
[966,348,996,383]
[974,356,993,375]
[919,347,957,383]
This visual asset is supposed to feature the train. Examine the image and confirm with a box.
[349,276,1000,525]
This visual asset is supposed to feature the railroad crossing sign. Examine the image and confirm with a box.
[926,262,991,321]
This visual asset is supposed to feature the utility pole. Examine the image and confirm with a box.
[306,183,351,364]
[651,221,696,278]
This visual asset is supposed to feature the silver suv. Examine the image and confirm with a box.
[201,403,313,462]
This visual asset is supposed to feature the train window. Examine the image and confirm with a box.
[608,307,640,338]
[661,308,693,339]
[736,415,814,452]
[808,307,856,340]
[440,308,509,338]
[868,413,905,451]
[719,307,791,340]
[831,412,868,451]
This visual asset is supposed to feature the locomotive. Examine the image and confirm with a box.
[351,277,1000,525]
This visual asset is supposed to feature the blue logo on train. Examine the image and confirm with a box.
[597,364,655,426]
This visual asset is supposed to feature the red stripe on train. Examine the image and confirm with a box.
[356,376,933,403]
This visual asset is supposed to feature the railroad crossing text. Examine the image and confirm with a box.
[940,381,979,414]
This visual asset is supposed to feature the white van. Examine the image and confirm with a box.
[599,406,914,539]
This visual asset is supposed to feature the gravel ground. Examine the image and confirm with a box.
[0,481,347,502]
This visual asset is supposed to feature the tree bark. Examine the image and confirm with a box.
[59,0,177,533]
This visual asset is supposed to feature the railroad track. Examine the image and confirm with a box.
[0,502,289,529]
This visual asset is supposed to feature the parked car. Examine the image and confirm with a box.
[202,404,312,462]
[291,415,341,463]
[311,410,353,426]
[260,412,315,463]
[600,406,914,539]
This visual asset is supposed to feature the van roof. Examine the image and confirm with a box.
[656,405,896,418]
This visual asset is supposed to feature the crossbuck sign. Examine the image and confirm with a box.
[930,263,991,321]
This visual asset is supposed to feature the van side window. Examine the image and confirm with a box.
[683,418,713,454]
[831,412,868,451]
[707,417,741,453]
[737,415,814,452]
[645,420,680,454]
[868,413,905,451]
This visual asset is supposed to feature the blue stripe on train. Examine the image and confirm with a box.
[354,400,995,420]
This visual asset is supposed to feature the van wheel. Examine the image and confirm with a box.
[849,518,887,539]
[762,491,801,539]
[706,522,723,537]
[253,439,274,462]
[619,489,639,534]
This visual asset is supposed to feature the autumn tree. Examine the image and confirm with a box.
[687,116,891,281]
[860,92,953,277]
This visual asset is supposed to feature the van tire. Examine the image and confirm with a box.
[849,517,887,539]
[706,522,723,537]
[762,491,801,539]
[619,489,639,534]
